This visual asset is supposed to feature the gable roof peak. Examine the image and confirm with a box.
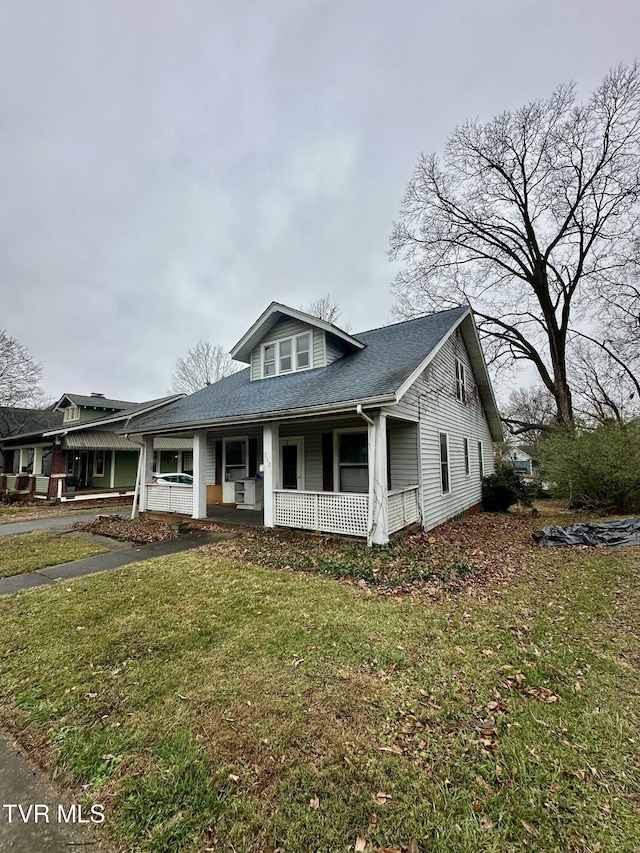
[230,301,365,364]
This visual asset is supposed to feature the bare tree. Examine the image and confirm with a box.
[501,386,556,442]
[390,63,640,428]
[170,342,239,395]
[303,294,351,330]
[569,335,640,423]
[0,330,48,408]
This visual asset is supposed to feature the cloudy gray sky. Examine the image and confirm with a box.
[1,0,638,402]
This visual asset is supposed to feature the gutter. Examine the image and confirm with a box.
[124,394,397,438]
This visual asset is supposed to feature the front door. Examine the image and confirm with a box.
[280,438,303,490]
[79,452,89,488]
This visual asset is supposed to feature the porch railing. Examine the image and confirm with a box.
[387,485,421,535]
[145,484,193,515]
[3,475,18,491]
[274,490,369,537]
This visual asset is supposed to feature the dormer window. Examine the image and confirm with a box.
[262,333,312,377]
[63,405,80,422]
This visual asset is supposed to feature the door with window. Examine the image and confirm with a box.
[280,438,304,490]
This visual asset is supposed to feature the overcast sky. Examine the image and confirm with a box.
[1,0,638,402]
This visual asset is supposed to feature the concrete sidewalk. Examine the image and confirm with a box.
[0,731,113,852]
[0,529,233,596]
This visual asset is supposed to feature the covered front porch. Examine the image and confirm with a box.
[135,410,422,545]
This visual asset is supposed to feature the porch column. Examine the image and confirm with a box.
[368,413,389,546]
[263,422,280,528]
[33,447,43,476]
[138,436,154,512]
[192,431,207,519]
[110,450,115,488]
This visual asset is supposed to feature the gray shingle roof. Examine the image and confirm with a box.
[59,394,138,410]
[129,307,469,433]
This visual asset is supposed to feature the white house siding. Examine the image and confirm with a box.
[249,318,325,380]
[280,417,366,492]
[396,329,494,531]
[388,420,419,489]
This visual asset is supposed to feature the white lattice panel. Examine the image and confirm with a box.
[146,485,193,515]
[274,490,368,537]
[388,487,420,534]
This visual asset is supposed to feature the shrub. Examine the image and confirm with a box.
[482,465,533,512]
[539,421,640,513]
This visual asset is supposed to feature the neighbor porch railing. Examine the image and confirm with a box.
[387,485,420,535]
[273,489,369,537]
[145,484,194,515]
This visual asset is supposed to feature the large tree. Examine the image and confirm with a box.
[0,329,48,408]
[390,63,640,427]
[169,341,239,395]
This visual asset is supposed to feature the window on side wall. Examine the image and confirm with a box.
[463,437,470,475]
[439,433,450,494]
[94,450,105,477]
[455,358,466,402]
[478,441,484,479]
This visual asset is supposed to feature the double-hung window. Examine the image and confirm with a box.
[439,433,450,494]
[262,333,312,377]
[224,438,248,482]
[478,441,484,479]
[463,437,470,475]
[337,431,368,493]
[455,358,466,402]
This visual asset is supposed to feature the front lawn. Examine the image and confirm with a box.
[0,511,638,852]
[0,530,108,579]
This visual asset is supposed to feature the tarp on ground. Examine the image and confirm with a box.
[538,518,640,547]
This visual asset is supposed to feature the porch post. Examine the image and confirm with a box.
[110,450,115,488]
[368,413,389,546]
[138,436,154,512]
[263,422,280,528]
[192,431,207,519]
[33,447,43,476]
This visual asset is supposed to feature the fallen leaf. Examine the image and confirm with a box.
[373,791,393,805]
[407,840,420,853]
[521,819,538,837]
[309,796,319,810]
[378,745,403,755]
[355,836,367,852]
[228,774,240,783]
[480,816,494,832]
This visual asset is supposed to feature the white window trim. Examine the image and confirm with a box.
[333,427,369,494]
[439,431,450,495]
[261,332,313,378]
[463,437,470,476]
[223,436,249,482]
[63,405,80,423]
[455,358,466,403]
[93,450,106,478]
[279,436,305,490]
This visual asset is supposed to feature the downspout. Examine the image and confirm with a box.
[356,405,376,546]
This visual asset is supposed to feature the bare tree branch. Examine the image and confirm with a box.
[170,342,241,395]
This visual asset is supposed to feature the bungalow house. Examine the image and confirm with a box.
[128,302,502,545]
[1,392,184,502]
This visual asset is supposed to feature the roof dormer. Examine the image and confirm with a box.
[230,302,365,381]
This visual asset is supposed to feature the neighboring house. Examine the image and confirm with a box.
[0,406,63,472]
[502,445,539,478]
[1,392,184,502]
[128,302,502,545]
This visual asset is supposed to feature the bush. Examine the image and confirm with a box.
[482,465,533,512]
[539,421,640,513]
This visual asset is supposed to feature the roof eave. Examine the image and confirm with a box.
[124,394,397,436]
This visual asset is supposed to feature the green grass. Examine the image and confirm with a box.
[0,530,107,578]
[0,528,638,852]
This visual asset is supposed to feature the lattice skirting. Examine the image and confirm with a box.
[274,490,368,537]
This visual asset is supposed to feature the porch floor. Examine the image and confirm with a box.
[206,505,264,528]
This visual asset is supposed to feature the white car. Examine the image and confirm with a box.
[151,473,194,486]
